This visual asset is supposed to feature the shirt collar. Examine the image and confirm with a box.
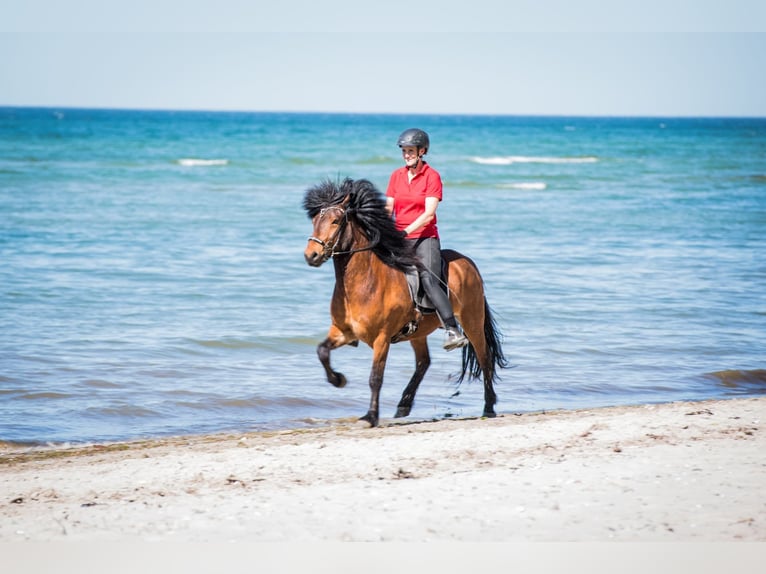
[406,160,428,178]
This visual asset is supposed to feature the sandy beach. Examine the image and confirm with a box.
[1,397,764,543]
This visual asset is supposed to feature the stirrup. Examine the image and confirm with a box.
[391,320,419,343]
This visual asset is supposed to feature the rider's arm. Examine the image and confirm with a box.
[386,197,395,216]
[403,196,439,236]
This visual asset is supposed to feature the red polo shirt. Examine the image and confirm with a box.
[385,162,443,239]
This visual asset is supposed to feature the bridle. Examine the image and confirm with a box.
[307,204,375,262]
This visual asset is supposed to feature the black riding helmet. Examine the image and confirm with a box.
[397,128,430,154]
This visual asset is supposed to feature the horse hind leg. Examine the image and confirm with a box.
[481,364,498,418]
[395,337,431,418]
[466,328,499,418]
[458,304,498,419]
[480,298,508,418]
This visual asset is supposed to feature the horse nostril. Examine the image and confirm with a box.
[305,251,320,266]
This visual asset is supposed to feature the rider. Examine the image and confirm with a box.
[385,128,469,351]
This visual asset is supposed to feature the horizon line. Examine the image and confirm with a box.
[2,104,765,121]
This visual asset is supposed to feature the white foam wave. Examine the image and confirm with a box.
[497,182,547,190]
[177,158,229,167]
[470,156,598,165]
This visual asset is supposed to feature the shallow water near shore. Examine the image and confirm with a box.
[1,108,765,444]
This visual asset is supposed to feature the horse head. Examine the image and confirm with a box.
[304,193,353,267]
[303,177,419,270]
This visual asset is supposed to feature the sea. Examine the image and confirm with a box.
[1,107,765,445]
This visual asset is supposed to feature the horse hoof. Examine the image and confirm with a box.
[482,409,497,418]
[330,372,347,388]
[358,412,378,427]
[352,419,372,429]
[394,406,411,418]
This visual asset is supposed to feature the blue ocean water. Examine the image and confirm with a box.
[1,107,765,445]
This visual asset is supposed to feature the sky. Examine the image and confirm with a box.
[2,1,766,117]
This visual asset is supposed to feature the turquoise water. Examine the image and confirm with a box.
[1,107,765,444]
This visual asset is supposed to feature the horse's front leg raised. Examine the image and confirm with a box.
[317,325,355,388]
[358,335,391,428]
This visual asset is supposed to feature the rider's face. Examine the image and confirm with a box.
[401,146,422,167]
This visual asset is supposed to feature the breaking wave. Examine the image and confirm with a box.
[470,156,598,165]
[706,369,766,391]
[497,182,547,190]
[177,158,229,167]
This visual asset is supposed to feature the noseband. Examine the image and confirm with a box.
[307,204,374,262]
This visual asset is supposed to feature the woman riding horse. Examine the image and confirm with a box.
[386,128,469,351]
[304,177,507,427]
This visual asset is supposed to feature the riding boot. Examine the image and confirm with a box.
[442,316,468,351]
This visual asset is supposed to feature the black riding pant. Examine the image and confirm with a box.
[408,237,457,328]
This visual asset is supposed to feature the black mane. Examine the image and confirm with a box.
[303,178,420,272]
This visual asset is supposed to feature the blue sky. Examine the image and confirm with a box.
[2,1,765,116]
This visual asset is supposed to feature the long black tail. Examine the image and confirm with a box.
[457,298,509,385]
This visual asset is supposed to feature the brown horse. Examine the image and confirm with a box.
[303,177,508,427]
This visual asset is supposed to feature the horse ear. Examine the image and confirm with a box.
[341,192,353,208]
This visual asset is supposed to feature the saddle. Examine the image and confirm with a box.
[391,258,449,343]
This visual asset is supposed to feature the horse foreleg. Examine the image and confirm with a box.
[359,336,391,428]
[395,337,431,418]
[317,326,352,388]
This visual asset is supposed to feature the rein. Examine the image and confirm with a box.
[308,205,376,261]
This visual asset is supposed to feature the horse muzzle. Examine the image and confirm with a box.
[304,237,330,267]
